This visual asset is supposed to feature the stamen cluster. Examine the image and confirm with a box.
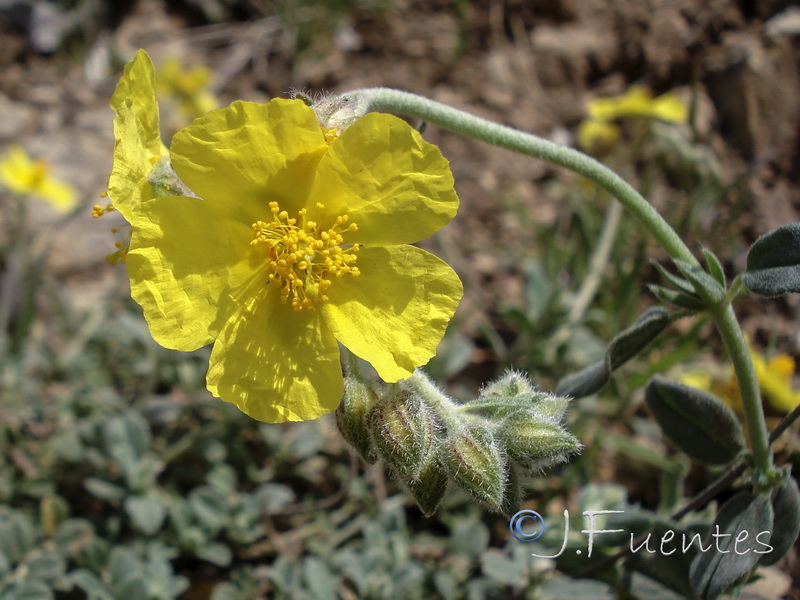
[251,201,360,311]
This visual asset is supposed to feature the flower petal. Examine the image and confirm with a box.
[308,113,458,245]
[107,99,161,221]
[323,245,462,382]
[170,99,329,224]
[106,50,163,221]
[206,287,344,422]
[127,195,264,351]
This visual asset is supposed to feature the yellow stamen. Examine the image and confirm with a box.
[251,202,360,311]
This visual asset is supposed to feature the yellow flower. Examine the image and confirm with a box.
[587,85,687,124]
[156,57,219,120]
[0,145,76,211]
[577,85,688,152]
[126,98,463,422]
[576,119,621,153]
[751,351,800,412]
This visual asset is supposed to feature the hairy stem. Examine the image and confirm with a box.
[342,87,698,266]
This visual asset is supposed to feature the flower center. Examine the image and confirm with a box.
[251,201,360,311]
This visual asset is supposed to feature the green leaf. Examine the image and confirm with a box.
[742,223,800,296]
[0,508,38,563]
[556,307,674,398]
[647,284,707,311]
[651,261,697,295]
[645,378,745,465]
[555,361,608,398]
[626,520,699,598]
[25,552,66,584]
[607,307,672,371]
[4,580,53,600]
[70,569,114,600]
[759,477,800,566]
[304,557,337,600]
[674,259,726,306]
[702,248,727,288]
[210,583,244,600]
[481,550,527,587]
[197,543,233,567]
[84,478,126,501]
[689,491,773,600]
[124,495,167,536]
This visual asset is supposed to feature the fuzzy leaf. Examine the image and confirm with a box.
[124,495,166,536]
[742,223,800,296]
[702,248,727,288]
[674,260,726,306]
[759,477,800,566]
[647,284,707,311]
[689,491,773,600]
[607,307,671,371]
[645,378,745,465]
[555,361,608,398]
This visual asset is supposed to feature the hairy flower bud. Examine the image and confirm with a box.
[500,411,581,471]
[444,422,506,511]
[336,375,379,463]
[368,388,438,478]
[470,371,568,421]
[404,456,448,517]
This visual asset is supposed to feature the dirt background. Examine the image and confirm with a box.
[2,0,800,597]
[2,0,800,355]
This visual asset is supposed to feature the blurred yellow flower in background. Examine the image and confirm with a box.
[156,57,219,121]
[587,85,687,124]
[0,145,76,211]
[127,98,462,423]
[681,345,800,414]
[578,85,688,153]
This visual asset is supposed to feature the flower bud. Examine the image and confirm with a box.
[368,388,438,478]
[500,411,581,471]
[471,371,568,421]
[336,375,379,463]
[404,457,448,517]
[444,422,506,511]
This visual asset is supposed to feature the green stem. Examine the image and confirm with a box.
[712,303,773,477]
[341,87,698,267]
[341,87,774,477]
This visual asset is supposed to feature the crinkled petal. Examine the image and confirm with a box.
[323,245,462,382]
[110,50,160,131]
[207,286,343,422]
[170,99,328,224]
[107,99,162,221]
[127,195,264,351]
[307,112,458,245]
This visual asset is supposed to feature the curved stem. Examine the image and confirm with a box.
[341,87,699,267]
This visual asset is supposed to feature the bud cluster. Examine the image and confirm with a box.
[336,369,581,516]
